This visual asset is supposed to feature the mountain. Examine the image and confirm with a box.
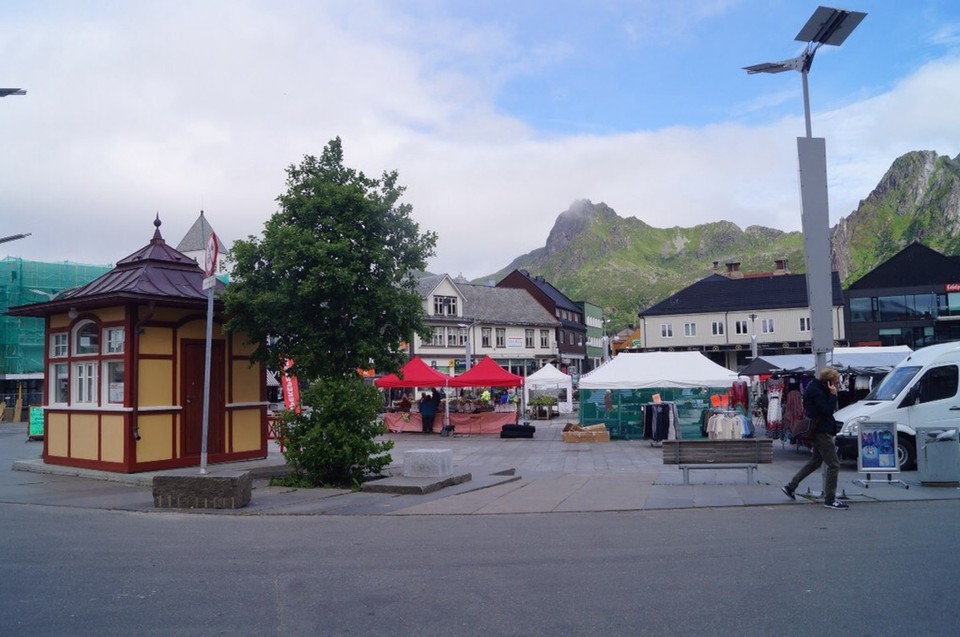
[482,150,960,331]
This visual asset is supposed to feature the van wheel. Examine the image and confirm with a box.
[898,438,917,471]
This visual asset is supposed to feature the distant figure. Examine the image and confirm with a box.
[419,390,438,433]
[398,393,412,412]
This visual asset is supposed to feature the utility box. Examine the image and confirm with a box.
[917,428,960,486]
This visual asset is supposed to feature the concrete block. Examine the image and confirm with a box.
[152,470,252,509]
[403,449,453,478]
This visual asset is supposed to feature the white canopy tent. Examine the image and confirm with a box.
[579,351,740,389]
[738,346,912,377]
[524,363,574,414]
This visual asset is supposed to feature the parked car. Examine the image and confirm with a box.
[835,341,960,471]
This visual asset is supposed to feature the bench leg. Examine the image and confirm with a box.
[681,466,691,485]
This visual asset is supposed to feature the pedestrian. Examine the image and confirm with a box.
[781,368,848,510]
[419,390,438,433]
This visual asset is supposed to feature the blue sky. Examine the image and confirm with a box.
[2,1,960,280]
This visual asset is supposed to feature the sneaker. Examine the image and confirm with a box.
[823,500,849,510]
[780,486,796,500]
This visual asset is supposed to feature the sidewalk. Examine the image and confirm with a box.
[4,420,960,516]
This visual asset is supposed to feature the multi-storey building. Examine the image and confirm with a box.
[578,301,604,373]
[496,269,588,375]
[413,274,560,377]
[637,261,846,370]
[845,242,960,348]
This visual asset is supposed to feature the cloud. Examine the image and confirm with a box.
[1,2,958,283]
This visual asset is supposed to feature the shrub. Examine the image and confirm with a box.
[274,376,393,488]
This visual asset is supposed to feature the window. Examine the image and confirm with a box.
[525,329,534,348]
[51,333,68,358]
[433,296,457,316]
[849,297,874,323]
[104,361,125,404]
[660,324,673,338]
[74,321,99,355]
[447,329,458,347]
[104,327,125,354]
[432,327,445,346]
[683,323,696,337]
[458,327,468,346]
[711,321,724,336]
[496,328,506,348]
[761,318,775,334]
[74,361,98,404]
[735,320,748,335]
[51,363,68,404]
[481,328,491,348]
[799,317,811,332]
[916,365,959,404]
[540,329,549,348]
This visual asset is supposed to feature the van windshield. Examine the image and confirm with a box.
[865,365,921,401]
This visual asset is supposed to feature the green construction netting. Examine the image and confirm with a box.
[0,257,113,374]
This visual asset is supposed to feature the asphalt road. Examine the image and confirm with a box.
[2,499,958,636]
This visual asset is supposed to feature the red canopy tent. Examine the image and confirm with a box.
[374,356,452,388]
[449,356,524,387]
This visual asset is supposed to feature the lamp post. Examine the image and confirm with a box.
[748,313,758,360]
[744,6,865,376]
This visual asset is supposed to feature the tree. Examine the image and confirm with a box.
[224,137,437,487]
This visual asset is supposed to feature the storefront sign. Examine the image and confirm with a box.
[507,337,523,348]
[947,282,960,292]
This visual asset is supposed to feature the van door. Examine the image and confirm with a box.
[902,364,960,429]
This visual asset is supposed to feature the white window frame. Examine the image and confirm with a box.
[540,329,549,348]
[73,320,99,356]
[103,327,125,354]
[51,333,68,358]
[683,322,697,337]
[73,361,98,404]
[660,324,673,338]
[761,318,775,334]
[712,321,724,336]
[50,362,69,405]
[525,329,534,349]
[482,328,491,348]
[495,328,506,348]
[799,316,811,332]
[735,320,748,335]
[432,327,445,347]
[103,360,125,404]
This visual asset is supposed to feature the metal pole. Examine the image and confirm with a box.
[200,284,214,474]
[802,69,813,138]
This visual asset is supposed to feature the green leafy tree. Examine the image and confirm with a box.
[224,137,436,486]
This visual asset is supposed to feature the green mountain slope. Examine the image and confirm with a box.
[481,150,960,332]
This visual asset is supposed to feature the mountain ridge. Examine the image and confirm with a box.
[481,150,960,331]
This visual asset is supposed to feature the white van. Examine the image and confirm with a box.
[835,341,960,470]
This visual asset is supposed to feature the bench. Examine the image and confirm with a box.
[662,439,773,485]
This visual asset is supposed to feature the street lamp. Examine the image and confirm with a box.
[457,321,477,370]
[744,5,865,375]
[748,313,758,360]
[1,233,31,245]
[0,88,27,97]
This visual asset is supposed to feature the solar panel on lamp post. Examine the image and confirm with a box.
[744,6,865,376]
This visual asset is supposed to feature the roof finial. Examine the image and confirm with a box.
[152,213,164,242]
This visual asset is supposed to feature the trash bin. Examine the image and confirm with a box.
[916,428,960,486]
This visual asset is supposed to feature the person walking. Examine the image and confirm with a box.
[781,368,849,510]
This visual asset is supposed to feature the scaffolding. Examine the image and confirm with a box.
[0,257,113,375]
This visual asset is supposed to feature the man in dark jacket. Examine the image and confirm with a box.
[781,368,849,510]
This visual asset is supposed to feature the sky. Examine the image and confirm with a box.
[2,0,960,280]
